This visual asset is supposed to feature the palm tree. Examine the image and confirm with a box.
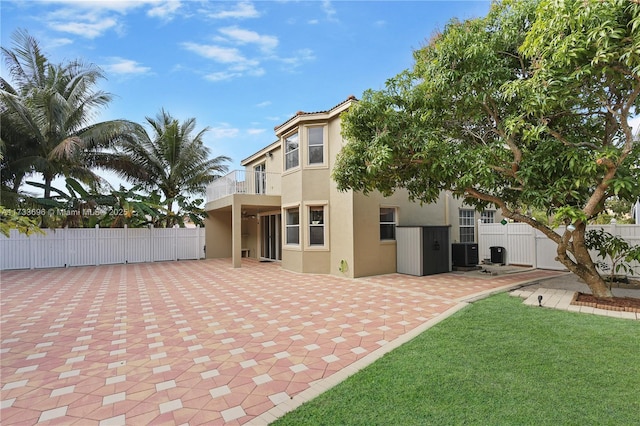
[0,29,143,201]
[110,109,230,227]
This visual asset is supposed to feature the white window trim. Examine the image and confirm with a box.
[283,203,301,249]
[305,125,328,169]
[283,131,300,173]
[304,201,329,251]
[459,209,475,243]
[253,162,266,195]
[481,210,495,224]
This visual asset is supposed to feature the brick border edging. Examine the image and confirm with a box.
[570,292,640,313]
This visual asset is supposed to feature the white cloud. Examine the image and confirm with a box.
[182,42,246,64]
[218,26,278,52]
[246,67,265,77]
[203,1,259,19]
[182,33,268,81]
[205,71,240,82]
[48,18,119,39]
[147,1,182,20]
[247,128,266,135]
[40,0,181,38]
[322,0,337,22]
[47,38,74,48]
[101,57,151,75]
[280,48,316,68]
[40,0,175,15]
[209,125,240,139]
[256,101,272,108]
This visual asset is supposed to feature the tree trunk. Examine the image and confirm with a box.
[556,224,613,298]
[166,199,174,228]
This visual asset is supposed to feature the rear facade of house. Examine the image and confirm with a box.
[204,96,500,278]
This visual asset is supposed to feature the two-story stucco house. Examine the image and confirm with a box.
[203,96,500,278]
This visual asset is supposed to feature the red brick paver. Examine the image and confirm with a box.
[1,259,563,425]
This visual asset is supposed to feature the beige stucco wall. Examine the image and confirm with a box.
[280,121,334,274]
[349,189,448,278]
[242,216,258,258]
[204,209,232,259]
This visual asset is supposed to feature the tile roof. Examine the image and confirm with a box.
[273,95,358,131]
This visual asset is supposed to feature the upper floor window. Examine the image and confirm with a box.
[285,132,299,170]
[308,127,324,165]
[285,207,300,245]
[380,207,397,240]
[481,210,495,224]
[459,209,475,243]
[309,206,325,246]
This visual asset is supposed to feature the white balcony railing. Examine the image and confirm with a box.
[206,170,281,203]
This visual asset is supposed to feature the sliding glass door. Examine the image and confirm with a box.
[260,213,281,261]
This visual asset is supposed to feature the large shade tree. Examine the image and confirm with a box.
[0,29,142,201]
[108,109,230,227]
[333,0,640,298]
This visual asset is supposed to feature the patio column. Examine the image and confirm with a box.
[232,201,242,268]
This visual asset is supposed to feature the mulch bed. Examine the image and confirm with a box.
[571,293,640,313]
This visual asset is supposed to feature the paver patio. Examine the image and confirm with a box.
[0,259,563,425]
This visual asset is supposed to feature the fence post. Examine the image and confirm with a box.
[95,224,100,266]
[531,223,537,268]
[149,224,153,263]
[64,226,69,268]
[174,226,178,261]
[124,224,128,264]
[29,228,34,270]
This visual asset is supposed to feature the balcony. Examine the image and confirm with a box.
[206,170,281,203]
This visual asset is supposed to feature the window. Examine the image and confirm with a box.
[481,210,495,224]
[309,206,325,246]
[285,207,300,245]
[254,163,265,194]
[380,207,396,240]
[459,209,475,243]
[308,127,324,165]
[285,132,299,170]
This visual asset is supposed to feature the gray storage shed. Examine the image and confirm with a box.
[396,226,450,276]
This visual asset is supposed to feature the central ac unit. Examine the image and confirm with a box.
[451,243,479,267]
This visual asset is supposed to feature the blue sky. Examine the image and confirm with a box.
[1,0,491,181]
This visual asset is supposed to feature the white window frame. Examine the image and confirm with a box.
[254,163,266,195]
[379,206,397,241]
[306,126,326,167]
[284,205,300,246]
[459,209,475,243]
[481,210,495,224]
[284,131,300,171]
[305,202,329,250]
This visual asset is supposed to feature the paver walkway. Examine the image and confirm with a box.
[1,259,563,425]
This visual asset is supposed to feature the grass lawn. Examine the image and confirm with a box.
[273,293,640,425]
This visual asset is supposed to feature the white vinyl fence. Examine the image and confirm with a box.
[478,221,640,274]
[0,226,205,270]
